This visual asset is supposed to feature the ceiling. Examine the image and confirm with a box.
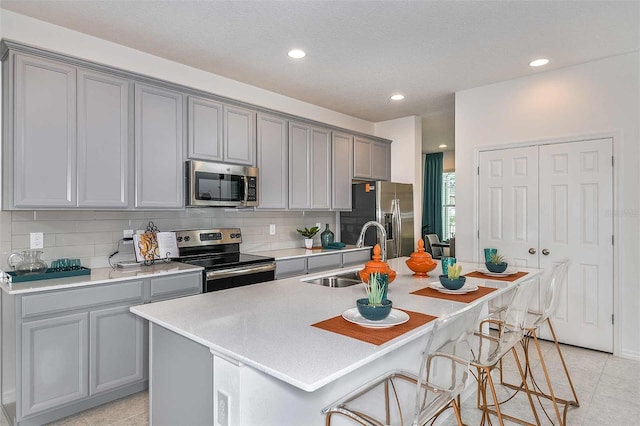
[1,1,638,153]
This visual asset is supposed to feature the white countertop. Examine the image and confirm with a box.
[0,262,203,295]
[250,245,370,260]
[130,258,541,392]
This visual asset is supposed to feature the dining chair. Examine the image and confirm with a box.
[471,277,541,426]
[323,302,484,426]
[498,260,578,425]
[424,234,442,259]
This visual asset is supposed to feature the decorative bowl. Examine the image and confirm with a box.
[438,275,466,290]
[356,298,393,321]
[485,262,508,273]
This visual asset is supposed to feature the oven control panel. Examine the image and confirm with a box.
[174,228,242,247]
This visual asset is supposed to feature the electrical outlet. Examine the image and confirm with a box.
[30,232,44,249]
[123,229,134,239]
[269,224,276,235]
[217,391,229,426]
[315,222,321,230]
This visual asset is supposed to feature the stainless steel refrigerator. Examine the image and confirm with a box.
[340,182,414,259]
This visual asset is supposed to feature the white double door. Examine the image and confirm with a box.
[478,138,613,352]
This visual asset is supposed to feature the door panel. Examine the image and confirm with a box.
[538,138,613,351]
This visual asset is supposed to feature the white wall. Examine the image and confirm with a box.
[374,116,422,244]
[442,151,455,172]
[455,52,640,359]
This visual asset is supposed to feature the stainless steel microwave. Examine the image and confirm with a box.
[186,160,258,207]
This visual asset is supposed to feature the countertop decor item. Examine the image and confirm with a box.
[485,252,508,273]
[320,224,335,249]
[297,226,320,249]
[4,266,91,283]
[7,250,48,275]
[357,270,392,321]
[405,239,437,277]
[356,298,393,321]
[358,244,396,284]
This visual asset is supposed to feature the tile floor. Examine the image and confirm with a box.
[1,341,638,425]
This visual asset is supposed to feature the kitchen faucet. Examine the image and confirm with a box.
[355,221,387,261]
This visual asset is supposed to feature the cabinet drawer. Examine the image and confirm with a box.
[342,250,371,266]
[21,281,145,319]
[275,258,307,278]
[307,253,342,272]
[150,273,202,302]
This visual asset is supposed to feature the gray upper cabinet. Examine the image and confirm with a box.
[332,132,353,210]
[12,54,77,208]
[223,105,256,166]
[134,83,184,209]
[288,122,312,209]
[353,136,391,181]
[311,128,332,210]
[256,113,288,209]
[77,69,131,208]
[187,96,223,162]
[289,122,332,210]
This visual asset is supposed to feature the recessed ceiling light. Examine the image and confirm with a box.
[529,58,549,67]
[439,144,447,148]
[390,94,405,101]
[288,49,306,59]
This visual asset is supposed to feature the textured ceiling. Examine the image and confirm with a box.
[1,0,638,153]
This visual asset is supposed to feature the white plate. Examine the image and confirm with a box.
[478,267,519,277]
[342,308,410,328]
[429,282,479,294]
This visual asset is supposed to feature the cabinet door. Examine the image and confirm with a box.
[13,54,77,207]
[371,141,391,181]
[256,114,288,209]
[311,128,331,209]
[288,123,311,209]
[332,132,353,210]
[21,313,89,417]
[223,105,256,165]
[134,83,184,208]
[77,69,131,208]
[353,137,372,179]
[150,273,202,302]
[89,306,144,395]
[188,96,223,162]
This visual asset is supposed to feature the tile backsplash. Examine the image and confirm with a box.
[0,209,337,269]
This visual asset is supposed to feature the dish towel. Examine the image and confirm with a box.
[326,242,347,249]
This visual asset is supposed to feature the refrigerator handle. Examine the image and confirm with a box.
[392,199,402,257]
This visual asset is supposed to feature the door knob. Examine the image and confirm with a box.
[542,249,550,256]
[528,248,536,255]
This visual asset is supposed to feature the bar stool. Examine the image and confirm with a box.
[471,277,541,426]
[499,260,579,425]
[323,302,484,426]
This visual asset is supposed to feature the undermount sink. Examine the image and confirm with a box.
[302,271,362,288]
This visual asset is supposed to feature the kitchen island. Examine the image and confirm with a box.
[130,258,541,426]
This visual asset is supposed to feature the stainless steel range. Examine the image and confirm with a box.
[173,228,275,292]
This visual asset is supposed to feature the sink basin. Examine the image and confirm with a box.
[303,272,362,288]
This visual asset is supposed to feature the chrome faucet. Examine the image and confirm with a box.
[355,221,387,261]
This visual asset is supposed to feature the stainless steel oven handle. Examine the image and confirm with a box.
[205,262,276,280]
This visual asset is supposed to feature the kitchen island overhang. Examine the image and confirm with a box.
[131,258,541,425]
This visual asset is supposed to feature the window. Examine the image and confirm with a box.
[442,172,455,241]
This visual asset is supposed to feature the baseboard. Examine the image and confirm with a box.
[617,349,640,361]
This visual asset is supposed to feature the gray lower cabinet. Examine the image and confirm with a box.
[89,306,144,395]
[21,312,89,417]
[10,53,77,208]
[256,113,288,209]
[332,132,353,210]
[187,95,223,162]
[353,136,391,181]
[274,249,370,278]
[3,271,201,425]
[134,83,184,208]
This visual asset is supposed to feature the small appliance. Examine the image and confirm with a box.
[185,160,258,207]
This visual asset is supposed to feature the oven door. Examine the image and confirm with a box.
[204,262,276,292]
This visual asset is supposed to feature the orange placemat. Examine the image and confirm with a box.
[465,271,529,282]
[311,309,437,346]
[411,286,498,303]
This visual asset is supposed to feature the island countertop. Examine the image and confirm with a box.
[249,244,370,260]
[130,258,541,392]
